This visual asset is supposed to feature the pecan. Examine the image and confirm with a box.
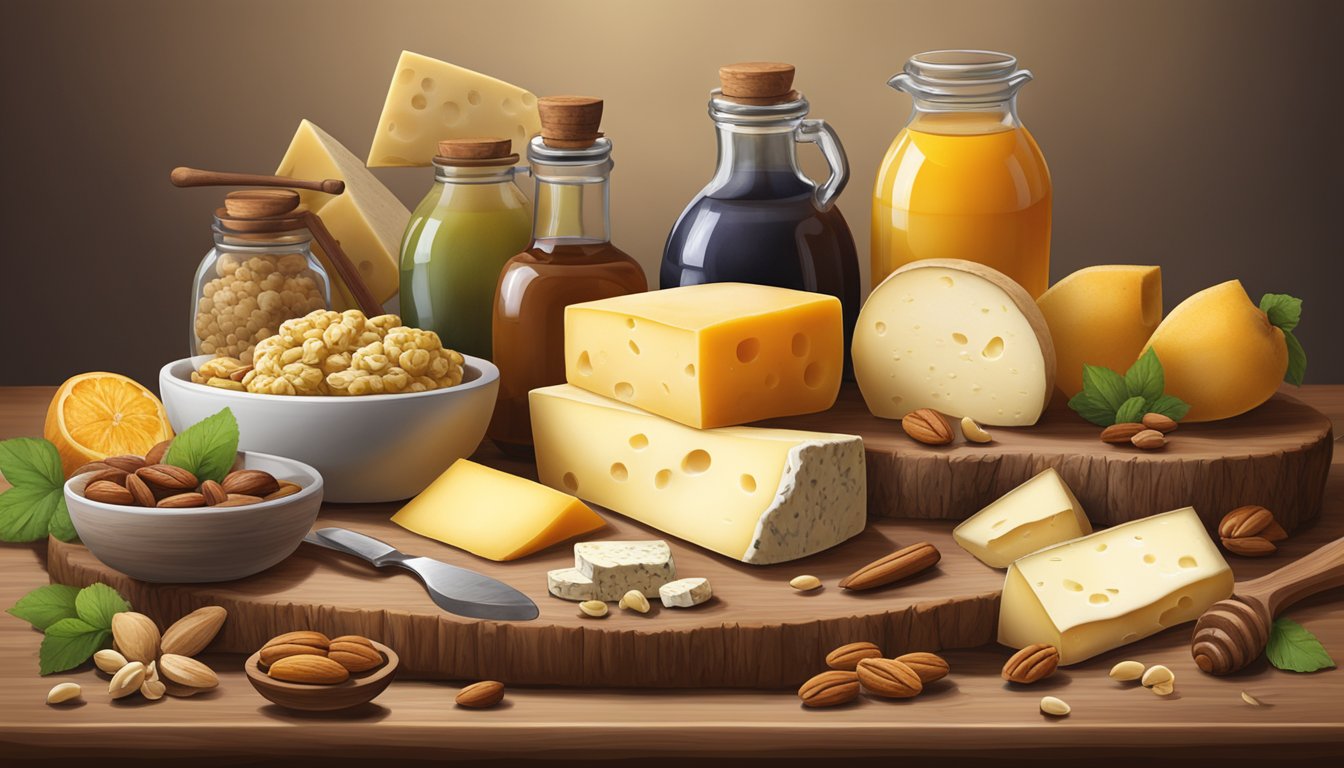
[797,670,859,708]
[902,408,953,446]
[1001,643,1059,684]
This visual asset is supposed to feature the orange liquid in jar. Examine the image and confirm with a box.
[871,112,1051,296]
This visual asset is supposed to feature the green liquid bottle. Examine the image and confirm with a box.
[399,138,533,361]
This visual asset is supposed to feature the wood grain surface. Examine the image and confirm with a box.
[1,386,1342,762]
[769,386,1335,530]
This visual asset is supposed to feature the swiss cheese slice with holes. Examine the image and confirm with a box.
[367,51,542,168]
[564,283,843,429]
[529,384,865,565]
[954,468,1092,569]
[997,507,1233,665]
[853,258,1055,426]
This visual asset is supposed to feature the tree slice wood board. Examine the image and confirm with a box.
[767,386,1334,531]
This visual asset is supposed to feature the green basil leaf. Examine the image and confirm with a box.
[1068,391,1116,427]
[39,618,110,675]
[0,485,64,543]
[0,438,64,491]
[1114,395,1148,424]
[1146,394,1192,422]
[1283,330,1306,386]
[163,408,239,484]
[1259,293,1302,333]
[1123,348,1165,403]
[47,495,76,542]
[1266,618,1335,673]
[74,583,130,630]
[1081,364,1129,412]
[7,584,79,630]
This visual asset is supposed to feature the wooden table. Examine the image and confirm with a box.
[2,386,1342,764]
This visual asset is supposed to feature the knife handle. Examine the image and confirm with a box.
[312,527,406,567]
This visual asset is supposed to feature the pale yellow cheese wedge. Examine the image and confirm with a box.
[392,459,605,561]
[1036,265,1162,398]
[953,468,1092,569]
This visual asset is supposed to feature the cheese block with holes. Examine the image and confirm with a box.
[367,51,542,167]
[276,120,409,306]
[997,507,1233,665]
[529,384,865,564]
[853,259,1055,426]
[953,468,1093,568]
[564,283,843,429]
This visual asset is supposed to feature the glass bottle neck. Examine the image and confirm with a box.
[706,122,812,199]
[907,94,1022,135]
[532,176,610,244]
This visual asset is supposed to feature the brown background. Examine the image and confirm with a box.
[1,0,1340,387]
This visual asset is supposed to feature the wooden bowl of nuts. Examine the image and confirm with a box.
[245,632,398,712]
[64,451,322,583]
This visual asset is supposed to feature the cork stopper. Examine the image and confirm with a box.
[537,96,604,148]
[223,189,300,219]
[718,62,799,105]
[436,137,513,161]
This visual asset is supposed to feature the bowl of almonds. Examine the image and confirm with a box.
[244,631,398,712]
[64,450,322,583]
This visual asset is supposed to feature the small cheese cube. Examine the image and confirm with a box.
[392,459,605,561]
[564,283,843,429]
[574,541,676,598]
[853,259,1055,426]
[953,468,1093,568]
[546,568,596,602]
[530,384,865,565]
[998,507,1233,665]
[659,578,712,608]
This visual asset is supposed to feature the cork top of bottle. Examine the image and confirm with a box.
[537,96,604,148]
[718,62,799,105]
[434,137,519,167]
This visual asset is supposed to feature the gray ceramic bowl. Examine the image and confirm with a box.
[159,354,499,503]
[65,451,322,583]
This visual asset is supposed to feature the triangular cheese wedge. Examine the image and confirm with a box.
[953,468,1092,568]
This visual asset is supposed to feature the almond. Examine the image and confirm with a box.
[93,648,128,675]
[83,467,129,486]
[108,661,146,699]
[839,542,940,591]
[46,682,82,704]
[136,464,198,490]
[71,461,113,476]
[825,641,882,671]
[1109,660,1146,681]
[1142,412,1178,433]
[104,455,147,473]
[268,654,349,685]
[895,652,950,684]
[264,482,303,501]
[960,416,993,444]
[1131,429,1166,450]
[161,680,206,698]
[798,669,859,708]
[1040,696,1071,716]
[200,480,228,506]
[160,606,227,657]
[856,658,922,698]
[1002,643,1059,684]
[902,408,954,446]
[1222,536,1277,557]
[329,635,383,673]
[125,473,157,507]
[1099,422,1145,444]
[85,480,134,505]
[1218,505,1276,540]
[144,440,173,466]
[158,492,206,508]
[228,365,254,382]
[456,680,506,708]
[111,612,160,664]
[789,574,822,591]
[159,653,219,689]
[140,678,166,701]
[260,631,330,665]
[216,494,264,507]
[222,469,280,498]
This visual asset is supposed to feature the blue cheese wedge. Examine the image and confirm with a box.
[659,577,713,608]
[546,568,597,602]
[574,541,676,598]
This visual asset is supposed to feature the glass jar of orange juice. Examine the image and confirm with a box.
[872,50,1051,296]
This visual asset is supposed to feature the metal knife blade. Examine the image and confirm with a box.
[303,528,539,621]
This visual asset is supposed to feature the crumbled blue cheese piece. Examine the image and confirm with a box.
[574,540,676,598]
[659,577,713,608]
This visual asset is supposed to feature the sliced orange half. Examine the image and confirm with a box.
[44,372,174,477]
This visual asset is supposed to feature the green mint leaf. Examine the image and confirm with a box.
[1114,395,1148,424]
[7,584,79,630]
[163,408,239,484]
[1068,391,1116,427]
[47,496,76,542]
[1123,348,1165,403]
[1283,330,1306,386]
[1266,618,1335,673]
[1081,364,1129,412]
[1259,293,1302,333]
[39,618,110,675]
[74,583,129,630]
[0,438,74,543]
[0,485,65,543]
[0,438,64,489]
[1147,394,1191,422]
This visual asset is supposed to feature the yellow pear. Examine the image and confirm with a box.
[1037,265,1162,397]
[1144,280,1287,422]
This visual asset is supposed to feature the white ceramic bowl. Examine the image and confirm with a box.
[65,452,323,583]
[159,354,499,503]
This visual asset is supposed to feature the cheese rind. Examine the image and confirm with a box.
[367,51,542,168]
[1036,265,1162,397]
[853,259,1055,426]
[997,507,1233,665]
[391,459,605,561]
[659,578,713,608]
[276,120,409,306]
[565,283,843,429]
[546,567,595,601]
[953,468,1092,568]
[529,384,866,565]
[574,541,676,598]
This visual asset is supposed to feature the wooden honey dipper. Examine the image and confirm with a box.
[1191,534,1344,675]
